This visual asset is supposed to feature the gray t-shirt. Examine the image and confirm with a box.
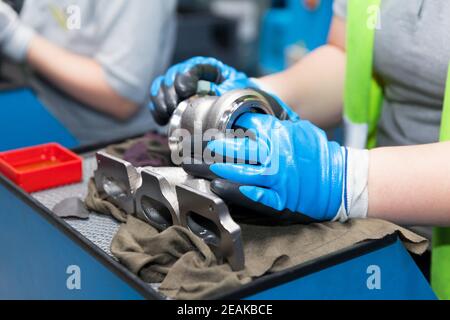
[334,0,450,147]
[20,0,176,146]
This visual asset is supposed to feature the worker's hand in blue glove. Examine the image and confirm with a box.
[0,0,34,62]
[149,56,256,125]
[205,113,353,223]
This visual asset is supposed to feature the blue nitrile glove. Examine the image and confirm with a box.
[205,113,370,223]
[149,56,299,125]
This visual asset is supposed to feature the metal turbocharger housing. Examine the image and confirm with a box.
[168,89,283,160]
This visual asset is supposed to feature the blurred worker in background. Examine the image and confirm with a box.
[0,0,177,145]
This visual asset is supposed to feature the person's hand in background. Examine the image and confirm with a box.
[0,0,34,62]
[149,56,257,125]
[205,113,370,223]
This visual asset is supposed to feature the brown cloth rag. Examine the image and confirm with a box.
[85,180,428,300]
[105,132,172,168]
[110,216,427,300]
[85,179,128,223]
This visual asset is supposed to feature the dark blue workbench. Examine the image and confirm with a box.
[0,172,437,300]
[0,89,79,152]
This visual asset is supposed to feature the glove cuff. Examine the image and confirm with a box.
[335,147,370,222]
[249,78,267,91]
[250,78,301,122]
[2,22,35,63]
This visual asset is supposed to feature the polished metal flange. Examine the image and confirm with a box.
[94,151,142,215]
[167,89,278,160]
[177,179,245,271]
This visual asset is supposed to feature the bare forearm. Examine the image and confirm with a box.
[26,35,137,120]
[368,142,450,226]
[259,45,345,128]
[257,16,346,128]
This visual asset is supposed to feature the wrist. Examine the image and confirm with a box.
[2,22,35,63]
[335,147,370,222]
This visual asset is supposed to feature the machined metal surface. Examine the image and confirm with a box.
[134,167,188,231]
[93,152,245,270]
[168,89,278,159]
[177,180,245,271]
[94,152,141,215]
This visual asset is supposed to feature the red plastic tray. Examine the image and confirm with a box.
[0,143,82,193]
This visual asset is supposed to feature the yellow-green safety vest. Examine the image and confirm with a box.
[345,0,450,300]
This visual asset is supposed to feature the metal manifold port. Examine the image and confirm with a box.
[94,151,244,271]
